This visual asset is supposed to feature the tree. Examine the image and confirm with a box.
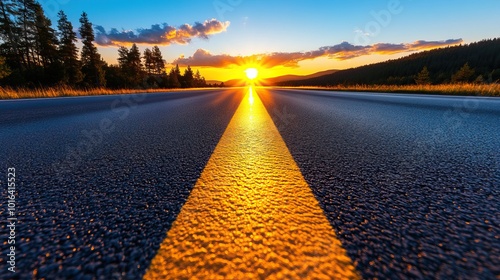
[193,69,206,87]
[34,4,58,65]
[0,0,22,70]
[143,48,153,74]
[0,1,16,45]
[79,12,105,87]
[14,0,38,70]
[0,55,11,78]
[151,46,164,74]
[57,10,82,85]
[182,65,194,88]
[452,63,475,83]
[127,43,142,87]
[33,3,62,84]
[128,44,141,74]
[117,46,128,68]
[415,66,431,85]
[103,64,126,89]
[116,44,142,87]
[168,66,180,88]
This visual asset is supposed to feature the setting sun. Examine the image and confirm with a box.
[245,68,259,80]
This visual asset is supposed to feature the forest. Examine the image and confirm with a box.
[278,38,500,87]
[0,0,209,90]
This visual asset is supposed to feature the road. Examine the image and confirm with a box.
[0,88,499,279]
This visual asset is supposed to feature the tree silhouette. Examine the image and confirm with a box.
[0,56,11,78]
[168,66,181,88]
[151,46,164,75]
[452,63,475,83]
[33,3,61,84]
[143,48,153,74]
[279,39,500,87]
[194,69,206,87]
[415,66,431,85]
[182,65,194,88]
[79,12,105,87]
[0,4,220,90]
[128,44,142,87]
[117,44,142,88]
[0,0,22,71]
[57,10,82,85]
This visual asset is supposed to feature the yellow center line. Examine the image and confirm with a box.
[144,87,359,279]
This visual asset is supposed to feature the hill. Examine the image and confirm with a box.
[278,38,500,86]
[223,69,339,87]
[263,69,338,85]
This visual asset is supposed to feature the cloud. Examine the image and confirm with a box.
[95,19,230,46]
[408,39,464,50]
[174,49,242,67]
[172,39,463,67]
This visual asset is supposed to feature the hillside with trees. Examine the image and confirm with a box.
[278,39,500,87]
[0,0,208,90]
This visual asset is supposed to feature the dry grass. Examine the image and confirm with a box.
[0,86,214,100]
[283,83,500,97]
[1,83,500,99]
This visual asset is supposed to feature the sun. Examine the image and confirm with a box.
[245,68,259,80]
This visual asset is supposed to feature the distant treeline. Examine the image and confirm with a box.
[278,38,500,87]
[0,0,214,89]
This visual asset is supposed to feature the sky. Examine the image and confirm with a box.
[40,0,500,81]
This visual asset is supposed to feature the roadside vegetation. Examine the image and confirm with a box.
[1,1,499,99]
[288,83,500,97]
[0,0,221,100]
[278,39,500,96]
[0,86,224,99]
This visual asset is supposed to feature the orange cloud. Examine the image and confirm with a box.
[95,19,230,46]
[173,39,463,67]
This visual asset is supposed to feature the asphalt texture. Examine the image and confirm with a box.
[0,90,243,279]
[0,88,499,279]
[144,88,359,279]
[259,89,500,279]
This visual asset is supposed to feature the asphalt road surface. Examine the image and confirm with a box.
[0,88,499,279]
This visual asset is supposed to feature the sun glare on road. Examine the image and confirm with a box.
[245,68,259,80]
[145,87,359,279]
[248,86,255,105]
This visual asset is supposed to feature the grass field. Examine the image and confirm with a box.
[1,83,500,99]
[286,84,500,97]
[0,86,215,100]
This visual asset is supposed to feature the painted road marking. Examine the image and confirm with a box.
[144,87,359,279]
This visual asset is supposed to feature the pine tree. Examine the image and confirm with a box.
[168,67,180,88]
[415,66,431,85]
[117,46,128,68]
[127,43,142,87]
[0,55,11,78]
[194,69,202,87]
[128,44,141,74]
[37,4,62,84]
[79,12,105,87]
[143,48,153,74]
[452,63,474,83]
[117,44,142,87]
[151,46,164,74]
[15,0,38,70]
[0,1,15,44]
[193,69,206,87]
[183,65,194,88]
[57,10,82,85]
[34,4,57,64]
[0,0,21,70]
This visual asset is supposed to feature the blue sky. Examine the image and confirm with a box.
[41,0,500,80]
